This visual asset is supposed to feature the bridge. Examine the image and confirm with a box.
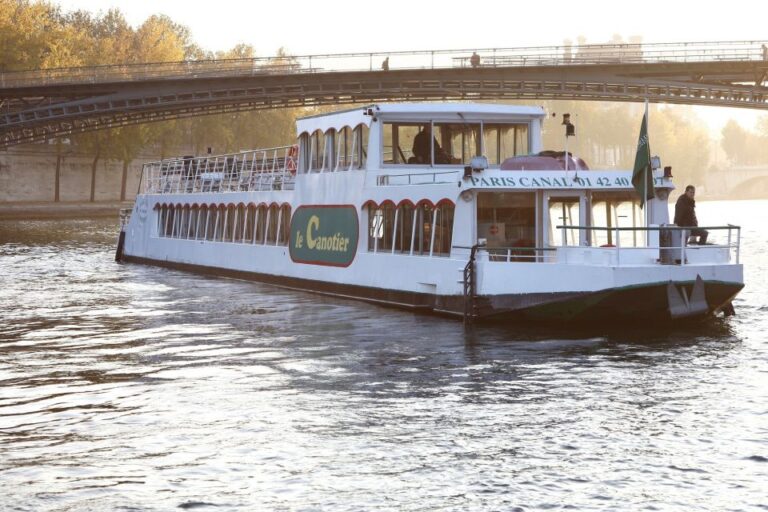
[707,165,768,197]
[1,40,767,148]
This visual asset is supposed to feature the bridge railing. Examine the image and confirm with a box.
[141,145,297,196]
[2,40,766,88]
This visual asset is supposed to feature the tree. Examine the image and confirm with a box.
[650,106,710,187]
[721,120,749,164]
[0,0,89,71]
[132,14,190,63]
[72,129,111,202]
[111,125,147,201]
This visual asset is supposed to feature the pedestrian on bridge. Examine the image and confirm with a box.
[470,52,480,68]
[381,57,389,71]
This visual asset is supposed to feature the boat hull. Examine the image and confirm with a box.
[121,254,741,323]
[474,280,743,322]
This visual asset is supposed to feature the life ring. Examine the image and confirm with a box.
[286,157,297,174]
[286,144,299,175]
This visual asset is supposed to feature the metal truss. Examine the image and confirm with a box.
[2,53,767,148]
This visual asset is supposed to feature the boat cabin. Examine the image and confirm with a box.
[139,103,726,268]
[293,103,672,264]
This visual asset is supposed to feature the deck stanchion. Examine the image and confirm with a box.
[681,229,687,265]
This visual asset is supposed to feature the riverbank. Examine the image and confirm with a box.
[0,201,132,220]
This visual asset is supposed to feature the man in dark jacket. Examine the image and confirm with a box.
[674,185,708,244]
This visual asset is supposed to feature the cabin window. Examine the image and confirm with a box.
[254,205,267,243]
[158,205,166,236]
[335,126,350,170]
[221,205,230,242]
[243,204,256,243]
[266,205,279,243]
[203,206,213,241]
[352,124,368,169]
[278,204,291,246]
[299,133,310,173]
[177,205,186,238]
[309,130,325,172]
[433,203,454,256]
[214,205,226,242]
[206,206,215,241]
[368,207,381,250]
[483,124,529,165]
[169,206,178,237]
[433,123,482,165]
[413,203,433,255]
[155,202,291,246]
[161,205,170,237]
[394,203,414,253]
[323,129,335,172]
[548,197,581,246]
[195,206,206,240]
[164,206,172,237]
[171,205,178,237]
[156,205,165,236]
[382,123,423,164]
[186,206,196,239]
[221,205,234,242]
[180,206,190,238]
[590,192,644,247]
[233,204,246,243]
[368,200,453,257]
[477,192,536,261]
[367,203,395,252]
[303,125,365,171]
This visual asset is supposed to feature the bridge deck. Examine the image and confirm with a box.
[1,40,767,147]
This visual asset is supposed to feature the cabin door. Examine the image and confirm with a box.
[543,191,587,247]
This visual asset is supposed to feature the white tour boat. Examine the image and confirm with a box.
[117,103,743,323]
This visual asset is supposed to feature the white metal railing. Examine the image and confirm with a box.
[376,170,460,186]
[479,246,558,263]
[555,224,742,265]
[141,145,297,195]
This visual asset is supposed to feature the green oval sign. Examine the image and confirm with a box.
[289,205,359,267]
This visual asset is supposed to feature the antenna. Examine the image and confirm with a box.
[562,114,575,175]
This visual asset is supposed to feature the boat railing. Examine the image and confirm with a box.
[376,170,460,186]
[477,246,558,263]
[555,224,741,265]
[140,145,297,195]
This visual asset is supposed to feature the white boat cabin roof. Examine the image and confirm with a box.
[296,103,546,135]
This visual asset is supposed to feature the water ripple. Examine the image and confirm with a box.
[1,202,768,511]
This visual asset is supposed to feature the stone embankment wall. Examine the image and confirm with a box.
[0,145,158,203]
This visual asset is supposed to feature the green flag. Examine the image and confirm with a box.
[631,106,655,208]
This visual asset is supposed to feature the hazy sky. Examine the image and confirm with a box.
[52,0,767,55]
[52,0,768,135]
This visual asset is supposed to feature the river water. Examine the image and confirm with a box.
[1,200,766,511]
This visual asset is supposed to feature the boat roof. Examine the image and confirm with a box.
[296,103,546,135]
